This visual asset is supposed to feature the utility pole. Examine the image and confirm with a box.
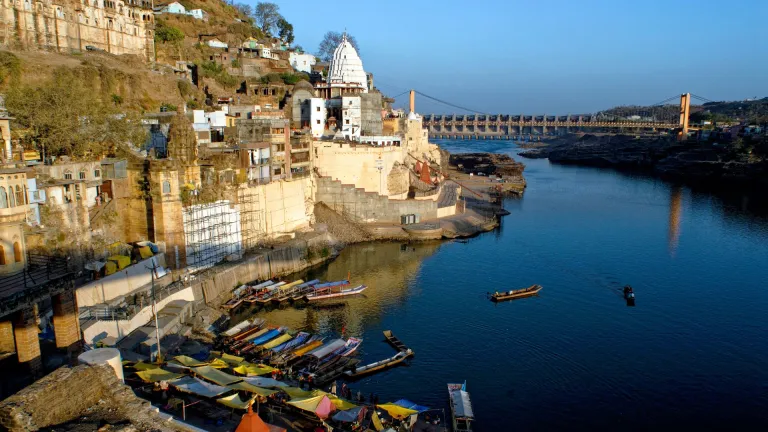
[148,259,163,363]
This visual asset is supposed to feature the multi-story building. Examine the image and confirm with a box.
[0,0,156,60]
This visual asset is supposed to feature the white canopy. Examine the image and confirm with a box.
[309,339,346,359]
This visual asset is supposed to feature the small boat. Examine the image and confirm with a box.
[272,332,310,353]
[490,284,542,302]
[221,297,243,310]
[250,327,285,346]
[339,337,362,357]
[344,349,413,378]
[623,285,635,306]
[448,383,474,432]
[383,330,409,353]
[307,285,367,302]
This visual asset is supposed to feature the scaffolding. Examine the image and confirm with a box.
[182,199,243,273]
[237,187,265,253]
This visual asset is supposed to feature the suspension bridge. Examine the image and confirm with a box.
[391,90,712,140]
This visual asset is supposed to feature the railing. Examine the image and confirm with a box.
[79,278,189,326]
[0,253,70,298]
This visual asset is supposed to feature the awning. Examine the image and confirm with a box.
[209,358,230,369]
[170,376,229,398]
[309,339,346,359]
[393,399,430,413]
[223,319,253,337]
[135,368,183,383]
[281,387,312,399]
[278,279,304,293]
[218,393,256,410]
[172,355,209,368]
[193,365,242,386]
[228,381,279,397]
[332,406,367,423]
[243,377,288,388]
[260,334,291,350]
[233,363,276,377]
[107,255,131,270]
[376,403,418,420]
[450,389,474,419]
[130,361,161,371]
[287,394,335,419]
[216,352,246,366]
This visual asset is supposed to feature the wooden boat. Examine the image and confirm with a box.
[490,284,542,302]
[339,337,362,357]
[313,358,360,386]
[448,383,474,432]
[231,324,268,341]
[344,349,413,378]
[383,330,409,353]
[307,285,367,302]
[221,297,244,310]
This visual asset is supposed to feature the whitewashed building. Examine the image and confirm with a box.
[327,33,368,92]
[289,52,316,74]
[341,96,362,140]
[207,39,228,49]
[309,98,327,138]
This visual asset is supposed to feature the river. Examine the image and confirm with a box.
[245,139,768,431]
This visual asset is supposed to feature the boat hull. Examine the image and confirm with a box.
[307,285,367,301]
[491,285,542,302]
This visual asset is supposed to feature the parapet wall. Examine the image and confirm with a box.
[316,176,439,223]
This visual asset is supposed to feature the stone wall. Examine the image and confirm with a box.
[316,176,439,223]
[76,254,166,307]
[0,364,183,431]
[0,0,156,60]
[360,92,383,136]
[313,141,407,197]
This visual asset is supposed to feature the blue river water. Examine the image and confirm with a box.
[247,139,768,431]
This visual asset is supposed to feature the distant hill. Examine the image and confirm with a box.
[600,97,768,124]
[696,98,768,123]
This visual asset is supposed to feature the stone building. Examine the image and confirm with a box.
[0,0,156,60]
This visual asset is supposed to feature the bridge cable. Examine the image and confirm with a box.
[690,94,714,103]
[413,90,488,115]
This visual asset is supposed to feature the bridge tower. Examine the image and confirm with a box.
[678,93,691,141]
[409,89,415,113]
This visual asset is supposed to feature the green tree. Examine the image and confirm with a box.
[155,22,185,43]
[253,2,280,35]
[277,17,294,44]
[317,31,359,62]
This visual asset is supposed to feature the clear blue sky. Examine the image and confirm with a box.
[267,0,768,114]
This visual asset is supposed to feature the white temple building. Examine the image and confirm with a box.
[326,33,368,92]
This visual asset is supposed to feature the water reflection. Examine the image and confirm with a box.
[234,242,442,338]
[668,186,683,257]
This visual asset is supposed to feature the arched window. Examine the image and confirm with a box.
[79,169,86,180]
[0,245,5,265]
[162,180,171,194]
[15,185,23,205]
[64,169,73,180]
[13,242,21,263]
[0,187,6,208]
[8,189,14,207]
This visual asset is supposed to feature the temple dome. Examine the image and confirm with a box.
[327,34,368,91]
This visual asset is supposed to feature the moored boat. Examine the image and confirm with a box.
[307,284,367,301]
[448,382,474,432]
[490,284,542,302]
[344,349,413,378]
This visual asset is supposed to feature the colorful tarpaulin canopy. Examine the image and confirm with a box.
[228,381,279,397]
[310,390,356,411]
[287,395,335,419]
[217,393,257,410]
[278,279,304,293]
[169,376,229,398]
[260,333,292,350]
[173,355,209,367]
[233,363,276,377]
[216,352,246,366]
[130,361,161,371]
[332,406,367,423]
[193,366,242,386]
[376,403,418,419]
[135,368,183,383]
[371,410,385,431]
[281,387,313,399]
[208,358,229,369]
[243,377,289,388]
[393,399,430,413]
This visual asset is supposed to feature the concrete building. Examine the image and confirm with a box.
[206,38,228,49]
[289,52,316,74]
[340,96,362,140]
[309,98,328,138]
[291,80,316,129]
[186,8,207,20]
[327,33,367,91]
[36,161,104,208]
[1,0,156,60]
[154,1,184,14]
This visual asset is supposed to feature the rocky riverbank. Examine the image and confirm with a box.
[520,134,768,189]
[448,152,527,195]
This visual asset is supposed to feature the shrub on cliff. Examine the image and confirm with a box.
[155,22,185,43]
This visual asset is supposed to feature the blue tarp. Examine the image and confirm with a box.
[332,406,366,423]
[313,280,349,290]
[295,279,320,290]
[250,329,281,345]
[273,332,309,352]
[393,399,430,413]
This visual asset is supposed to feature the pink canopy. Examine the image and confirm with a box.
[287,394,336,419]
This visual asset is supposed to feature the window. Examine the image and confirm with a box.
[8,189,14,207]
[316,107,320,112]
[162,180,171,194]
[94,169,101,177]
[79,170,86,180]
[64,170,73,180]
[316,120,320,125]
[0,245,4,265]
[13,242,21,263]
[15,186,23,205]
[0,187,6,208]
[32,191,40,201]
[346,119,349,125]
[349,100,353,106]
